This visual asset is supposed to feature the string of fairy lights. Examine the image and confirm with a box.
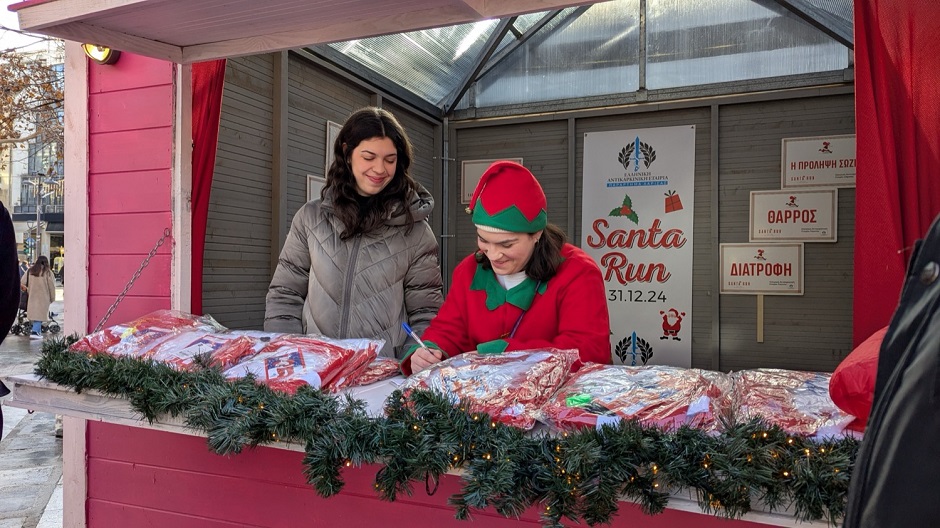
[34,335,857,527]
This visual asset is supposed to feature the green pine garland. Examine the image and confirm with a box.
[35,335,858,527]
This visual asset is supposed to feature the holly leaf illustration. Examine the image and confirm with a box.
[609,207,623,216]
[626,211,639,225]
[621,194,633,208]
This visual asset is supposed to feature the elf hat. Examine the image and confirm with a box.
[467,161,547,234]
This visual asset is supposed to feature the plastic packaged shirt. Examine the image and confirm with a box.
[337,357,402,388]
[222,334,381,394]
[69,310,226,356]
[400,348,578,430]
[144,331,258,371]
[538,364,729,432]
[732,368,855,438]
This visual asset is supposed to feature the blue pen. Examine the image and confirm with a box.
[401,322,427,348]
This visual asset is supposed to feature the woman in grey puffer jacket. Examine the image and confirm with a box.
[265,107,443,358]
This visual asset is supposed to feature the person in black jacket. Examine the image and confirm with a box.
[1,201,21,431]
[844,212,940,527]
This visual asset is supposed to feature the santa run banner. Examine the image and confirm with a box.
[581,126,695,368]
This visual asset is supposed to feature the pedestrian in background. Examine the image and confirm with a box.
[265,107,444,358]
[20,255,56,339]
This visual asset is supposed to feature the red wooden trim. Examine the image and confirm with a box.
[86,422,778,528]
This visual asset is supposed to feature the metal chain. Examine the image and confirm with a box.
[94,228,172,332]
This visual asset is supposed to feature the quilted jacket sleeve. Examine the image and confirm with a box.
[264,203,313,333]
[402,220,444,335]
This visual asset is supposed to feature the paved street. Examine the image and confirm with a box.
[0,288,64,528]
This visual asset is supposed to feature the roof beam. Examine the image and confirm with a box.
[299,47,443,120]
[478,6,589,80]
[770,0,853,50]
[442,17,516,114]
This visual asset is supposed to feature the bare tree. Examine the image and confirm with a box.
[1,28,64,170]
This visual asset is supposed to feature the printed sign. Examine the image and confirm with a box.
[720,243,804,295]
[749,189,837,242]
[781,134,855,188]
[461,158,523,204]
[582,125,696,368]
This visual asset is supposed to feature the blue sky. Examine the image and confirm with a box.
[1,1,42,49]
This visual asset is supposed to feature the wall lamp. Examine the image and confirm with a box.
[81,43,121,65]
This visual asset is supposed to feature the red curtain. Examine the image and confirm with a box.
[190,60,226,315]
[853,0,940,345]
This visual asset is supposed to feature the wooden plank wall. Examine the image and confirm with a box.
[87,54,175,330]
[717,95,855,372]
[202,55,275,329]
[83,421,776,527]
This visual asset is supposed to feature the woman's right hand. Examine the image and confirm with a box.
[410,347,443,374]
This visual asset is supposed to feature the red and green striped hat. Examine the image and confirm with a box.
[467,161,548,234]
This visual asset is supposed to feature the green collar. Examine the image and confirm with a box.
[470,264,548,311]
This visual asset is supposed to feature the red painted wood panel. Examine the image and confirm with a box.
[88,53,174,94]
[89,254,171,296]
[86,53,175,335]
[88,170,172,214]
[89,85,175,132]
[88,213,172,255]
[88,502,252,528]
[88,128,174,174]
[88,295,171,331]
[85,422,777,528]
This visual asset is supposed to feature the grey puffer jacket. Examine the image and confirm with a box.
[264,184,444,358]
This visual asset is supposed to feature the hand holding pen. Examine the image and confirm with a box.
[402,322,442,374]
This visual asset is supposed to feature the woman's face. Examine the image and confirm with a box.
[476,229,541,276]
[348,136,398,196]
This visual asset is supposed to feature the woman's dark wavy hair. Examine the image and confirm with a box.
[475,223,567,282]
[29,255,51,277]
[324,107,419,239]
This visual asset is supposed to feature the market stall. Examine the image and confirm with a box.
[3,315,856,527]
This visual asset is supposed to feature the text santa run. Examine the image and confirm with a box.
[585,218,686,285]
[768,209,817,223]
[729,262,793,277]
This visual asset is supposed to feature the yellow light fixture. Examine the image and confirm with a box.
[81,43,121,65]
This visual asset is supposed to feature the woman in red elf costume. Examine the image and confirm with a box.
[401,160,611,375]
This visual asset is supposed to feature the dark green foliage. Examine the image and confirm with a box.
[34,340,858,527]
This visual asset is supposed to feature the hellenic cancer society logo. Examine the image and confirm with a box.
[606,136,666,188]
[619,136,657,172]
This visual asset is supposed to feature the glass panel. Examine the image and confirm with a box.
[646,0,849,89]
[329,20,500,105]
[470,1,641,108]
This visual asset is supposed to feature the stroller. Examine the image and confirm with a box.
[10,309,62,337]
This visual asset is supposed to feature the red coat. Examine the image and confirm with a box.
[401,243,611,375]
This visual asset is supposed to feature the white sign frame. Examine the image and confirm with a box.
[781,134,856,189]
[749,189,838,243]
[307,174,326,202]
[720,243,804,295]
[324,120,343,173]
[460,158,523,204]
[582,125,696,368]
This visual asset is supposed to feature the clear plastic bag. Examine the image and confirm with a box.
[222,334,381,394]
[338,357,402,388]
[400,348,578,430]
[69,310,226,356]
[732,368,855,438]
[538,364,729,432]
